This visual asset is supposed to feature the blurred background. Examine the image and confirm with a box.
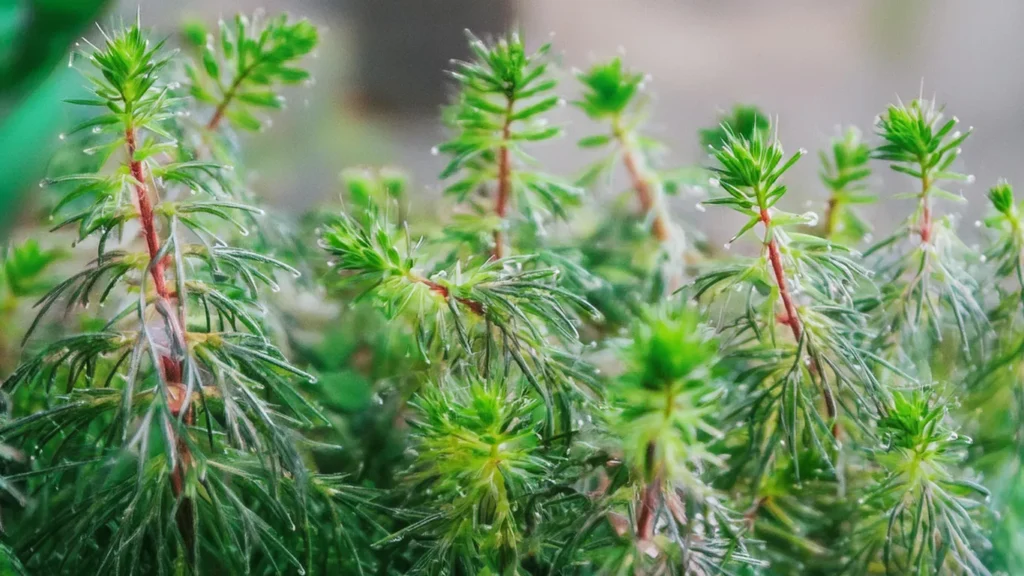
[4,0,1024,246]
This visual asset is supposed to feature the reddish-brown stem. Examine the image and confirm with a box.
[636,442,660,540]
[636,483,659,540]
[206,74,245,131]
[127,129,170,301]
[126,127,194,551]
[761,209,801,340]
[621,145,670,243]
[916,166,933,244]
[920,204,932,243]
[492,99,515,260]
[418,276,485,316]
[760,208,838,433]
[206,105,227,132]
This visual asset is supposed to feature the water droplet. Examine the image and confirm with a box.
[58,133,66,141]
[979,254,987,263]
[708,177,720,187]
[966,174,976,184]
[39,180,49,188]
[974,220,982,228]
[91,126,102,134]
[723,242,732,251]
[695,203,706,213]
[801,211,819,227]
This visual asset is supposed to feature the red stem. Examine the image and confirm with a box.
[126,127,194,551]
[636,442,660,540]
[918,167,933,243]
[760,208,838,433]
[492,99,515,260]
[419,276,485,316]
[761,209,801,340]
[621,146,670,243]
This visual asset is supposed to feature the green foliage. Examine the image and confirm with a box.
[439,31,579,256]
[699,104,770,150]
[0,19,352,574]
[848,392,990,575]
[1,15,1019,576]
[819,127,874,243]
[866,97,984,355]
[1,240,62,299]
[184,13,318,131]
[389,377,548,574]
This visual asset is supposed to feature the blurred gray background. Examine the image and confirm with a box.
[114,0,1024,246]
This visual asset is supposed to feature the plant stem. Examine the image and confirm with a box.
[918,167,933,244]
[493,98,515,260]
[761,209,801,340]
[415,274,485,315]
[126,126,195,553]
[614,121,671,243]
[206,60,261,130]
[206,76,243,130]
[759,207,839,431]
[636,442,660,540]
[823,196,839,239]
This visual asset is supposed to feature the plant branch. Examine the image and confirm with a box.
[415,274,485,316]
[206,72,248,130]
[760,207,839,433]
[493,98,515,260]
[615,121,671,243]
[636,442,660,540]
[918,163,933,244]
[126,126,194,553]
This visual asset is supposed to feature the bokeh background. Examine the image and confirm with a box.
[4,0,1024,246]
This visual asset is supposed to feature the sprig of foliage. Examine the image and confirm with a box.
[185,13,318,131]
[818,127,874,243]
[439,31,579,259]
[698,104,770,151]
[865,97,984,355]
[697,119,884,462]
[847,392,991,575]
[575,58,677,245]
[586,303,759,574]
[380,375,549,574]
[318,207,599,436]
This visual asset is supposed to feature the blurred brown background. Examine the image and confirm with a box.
[111,0,1024,246]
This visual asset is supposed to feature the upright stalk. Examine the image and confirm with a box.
[918,164,933,244]
[125,125,194,551]
[493,98,514,260]
[614,119,671,243]
[759,205,838,428]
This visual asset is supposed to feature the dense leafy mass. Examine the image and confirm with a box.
[0,14,1019,576]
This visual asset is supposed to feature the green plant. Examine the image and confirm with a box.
[0,14,1018,576]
